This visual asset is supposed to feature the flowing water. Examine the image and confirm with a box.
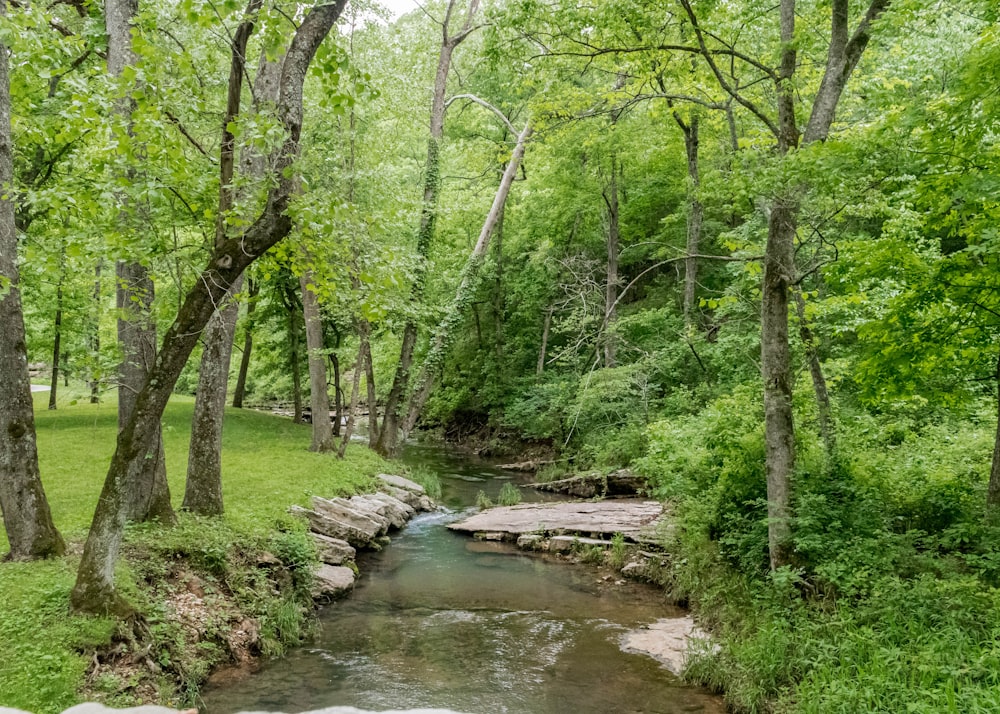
[201,444,723,714]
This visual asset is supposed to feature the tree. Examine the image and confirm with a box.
[0,0,65,560]
[107,0,175,525]
[70,0,348,614]
[376,0,481,457]
[678,0,891,568]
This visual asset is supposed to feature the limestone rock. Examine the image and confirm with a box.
[620,616,715,676]
[311,532,356,565]
[366,491,416,526]
[312,564,356,601]
[516,534,543,550]
[313,496,386,537]
[289,505,376,549]
[549,535,611,553]
[528,469,647,498]
[377,473,426,494]
[448,499,665,541]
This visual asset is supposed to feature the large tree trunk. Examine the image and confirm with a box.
[70,0,347,614]
[402,120,532,439]
[232,278,258,408]
[300,271,334,452]
[376,0,480,458]
[184,0,266,515]
[0,2,65,558]
[331,351,342,437]
[182,280,240,516]
[761,198,797,570]
[48,275,63,410]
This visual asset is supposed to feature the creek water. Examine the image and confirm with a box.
[201,444,723,714]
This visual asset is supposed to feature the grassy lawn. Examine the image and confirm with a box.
[0,388,389,713]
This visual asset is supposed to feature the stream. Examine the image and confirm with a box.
[201,443,724,714]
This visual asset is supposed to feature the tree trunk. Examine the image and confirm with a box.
[793,287,835,457]
[402,120,532,438]
[117,262,175,525]
[48,278,63,410]
[90,261,102,403]
[762,198,797,570]
[182,278,241,516]
[678,115,702,326]
[537,306,552,376]
[360,317,379,447]
[232,278,258,408]
[603,157,619,368]
[106,0,174,526]
[988,350,1000,512]
[70,0,347,614]
[0,3,65,558]
[331,352,342,437]
[282,283,303,424]
[338,343,363,459]
[376,0,480,458]
[300,271,334,452]
[184,0,267,515]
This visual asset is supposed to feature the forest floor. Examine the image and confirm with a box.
[0,388,391,714]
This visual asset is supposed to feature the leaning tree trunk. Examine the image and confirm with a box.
[376,0,480,458]
[0,2,65,558]
[402,120,532,439]
[300,271,334,452]
[70,0,347,615]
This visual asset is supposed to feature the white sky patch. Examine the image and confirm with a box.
[380,0,420,20]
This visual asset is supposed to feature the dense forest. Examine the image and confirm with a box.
[3,0,1000,711]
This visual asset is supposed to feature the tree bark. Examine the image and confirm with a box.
[677,114,702,326]
[376,0,480,458]
[300,271,334,452]
[232,278,258,408]
[184,0,266,515]
[793,287,835,457]
[537,306,552,376]
[106,0,174,526]
[182,279,240,516]
[402,120,532,438]
[90,261,102,403]
[48,276,63,410]
[988,350,1000,512]
[70,0,347,614]
[0,1,65,558]
[331,351,342,437]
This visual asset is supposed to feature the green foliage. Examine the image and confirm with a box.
[405,466,443,500]
[475,490,493,509]
[496,482,522,506]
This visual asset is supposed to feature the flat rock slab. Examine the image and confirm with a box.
[312,564,356,601]
[620,616,715,676]
[447,500,665,541]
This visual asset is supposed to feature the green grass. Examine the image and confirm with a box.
[0,388,390,713]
